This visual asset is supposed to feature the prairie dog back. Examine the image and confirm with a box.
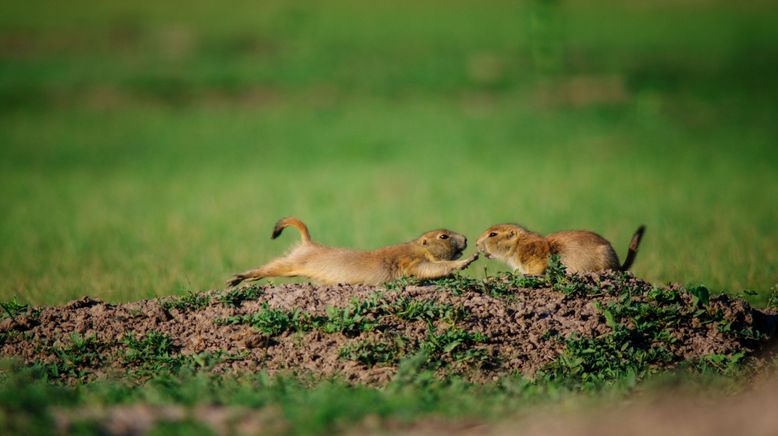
[546,231,620,273]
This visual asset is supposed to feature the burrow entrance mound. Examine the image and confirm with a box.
[1,271,776,385]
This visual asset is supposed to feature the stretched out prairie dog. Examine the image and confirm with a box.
[227,217,478,287]
[476,224,645,275]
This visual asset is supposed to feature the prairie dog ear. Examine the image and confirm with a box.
[508,230,516,238]
[422,239,428,246]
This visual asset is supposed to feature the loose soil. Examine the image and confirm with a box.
[1,272,776,385]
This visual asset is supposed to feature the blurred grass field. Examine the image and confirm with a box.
[1,0,776,306]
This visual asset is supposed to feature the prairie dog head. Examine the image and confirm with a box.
[415,229,468,260]
[476,224,527,261]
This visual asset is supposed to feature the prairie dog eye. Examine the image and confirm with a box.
[488,232,497,237]
[439,234,449,240]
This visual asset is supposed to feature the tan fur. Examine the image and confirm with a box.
[228,217,478,287]
[476,224,645,275]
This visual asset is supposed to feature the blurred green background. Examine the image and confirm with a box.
[1,0,776,305]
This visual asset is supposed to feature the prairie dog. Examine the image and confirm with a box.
[227,217,479,287]
[476,224,645,275]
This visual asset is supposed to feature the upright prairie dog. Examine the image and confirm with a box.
[227,217,479,287]
[476,224,646,275]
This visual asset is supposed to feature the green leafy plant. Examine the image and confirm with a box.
[384,277,420,291]
[121,330,219,373]
[122,331,178,366]
[426,274,519,298]
[545,255,597,297]
[693,352,746,375]
[542,329,673,389]
[542,274,763,389]
[339,337,408,367]
[423,275,480,296]
[688,285,710,308]
[43,333,107,380]
[498,271,547,289]
[0,297,29,321]
[390,297,467,325]
[420,327,490,366]
[162,291,211,312]
[219,285,264,308]
[216,303,313,336]
[322,296,383,335]
[767,285,778,310]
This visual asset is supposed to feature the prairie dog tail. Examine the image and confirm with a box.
[620,225,646,271]
[272,217,312,244]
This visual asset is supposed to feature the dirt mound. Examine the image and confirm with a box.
[1,271,776,385]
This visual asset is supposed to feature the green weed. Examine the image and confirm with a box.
[0,297,29,321]
[421,327,491,367]
[218,285,264,308]
[427,274,521,299]
[543,275,762,389]
[542,330,673,389]
[497,272,548,289]
[0,297,33,345]
[384,277,420,292]
[428,270,550,300]
[122,331,224,376]
[423,275,478,296]
[688,285,711,308]
[322,296,384,335]
[545,255,599,298]
[122,331,178,365]
[215,302,314,336]
[339,337,408,367]
[39,333,107,380]
[162,291,211,312]
[768,285,778,310]
[218,294,472,342]
[692,352,746,376]
[390,297,467,325]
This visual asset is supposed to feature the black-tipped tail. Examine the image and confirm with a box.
[271,217,312,243]
[620,225,646,271]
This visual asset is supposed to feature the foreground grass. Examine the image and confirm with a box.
[1,0,776,305]
[0,352,762,435]
[2,264,775,434]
